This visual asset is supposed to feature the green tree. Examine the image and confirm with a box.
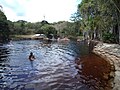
[0,10,10,42]
[13,20,28,35]
[7,20,14,35]
[40,24,57,39]
[78,0,120,43]
[70,11,82,36]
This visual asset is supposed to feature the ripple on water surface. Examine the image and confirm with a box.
[0,40,112,90]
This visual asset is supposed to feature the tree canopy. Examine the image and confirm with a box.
[1,0,120,43]
[0,10,10,42]
[78,0,120,43]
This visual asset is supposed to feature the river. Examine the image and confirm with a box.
[0,40,111,90]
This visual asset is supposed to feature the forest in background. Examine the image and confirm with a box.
[78,0,120,43]
[0,0,120,43]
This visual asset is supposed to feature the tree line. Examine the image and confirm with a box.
[1,0,120,44]
[77,0,120,43]
[0,9,10,42]
[0,9,81,42]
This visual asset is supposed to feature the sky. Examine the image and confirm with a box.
[0,0,81,23]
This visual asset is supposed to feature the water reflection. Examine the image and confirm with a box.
[0,45,10,89]
[0,40,111,90]
[75,53,111,90]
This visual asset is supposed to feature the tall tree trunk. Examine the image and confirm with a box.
[113,24,119,43]
[94,30,96,39]
[116,9,120,44]
[94,27,99,40]
[100,30,103,41]
[119,25,120,44]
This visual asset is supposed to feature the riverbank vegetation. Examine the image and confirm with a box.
[0,0,120,43]
[0,5,83,42]
[77,0,120,44]
[0,9,10,42]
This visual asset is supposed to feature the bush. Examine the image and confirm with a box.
[102,32,117,43]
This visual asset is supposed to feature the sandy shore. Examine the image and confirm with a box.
[93,42,120,90]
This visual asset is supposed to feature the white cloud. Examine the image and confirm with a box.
[0,0,79,23]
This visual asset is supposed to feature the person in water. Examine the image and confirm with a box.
[29,52,35,60]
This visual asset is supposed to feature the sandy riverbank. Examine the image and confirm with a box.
[93,42,120,90]
[10,35,51,41]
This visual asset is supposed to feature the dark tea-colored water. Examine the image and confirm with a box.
[0,40,111,90]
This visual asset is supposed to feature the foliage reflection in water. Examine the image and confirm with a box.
[0,40,111,90]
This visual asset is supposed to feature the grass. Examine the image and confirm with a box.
[68,35,84,40]
[10,35,34,40]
